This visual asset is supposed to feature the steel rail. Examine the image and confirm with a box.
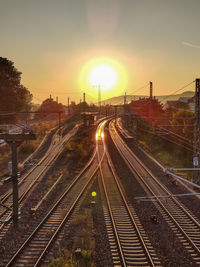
[105,138,156,267]
[96,121,127,266]
[0,125,78,232]
[97,144,126,266]
[111,121,200,227]
[5,120,106,266]
[0,126,61,204]
[110,120,200,261]
[97,122,158,266]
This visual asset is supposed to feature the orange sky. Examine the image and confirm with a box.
[1,0,200,104]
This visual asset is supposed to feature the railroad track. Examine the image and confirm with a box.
[0,125,79,238]
[97,122,161,266]
[0,126,62,203]
[109,120,200,265]
[3,121,106,266]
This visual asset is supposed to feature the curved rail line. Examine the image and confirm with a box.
[97,122,160,266]
[4,121,107,266]
[0,126,61,204]
[0,125,78,236]
[109,120,200,264]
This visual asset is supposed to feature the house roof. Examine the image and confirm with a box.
[178,97,191,103]
[165,100,179,107]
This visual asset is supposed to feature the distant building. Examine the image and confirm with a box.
[178,97,191,103]
[164,97,195,112]
[164,100,180,110]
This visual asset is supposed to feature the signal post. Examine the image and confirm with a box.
[0,133,36,228]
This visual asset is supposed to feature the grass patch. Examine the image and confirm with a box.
[0,151,10,176]
[59,136,94,169]
[48,249,94,267]
[47,208,95,267]
[136,123,195,183]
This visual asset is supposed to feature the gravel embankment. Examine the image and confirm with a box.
[106,128,199,266]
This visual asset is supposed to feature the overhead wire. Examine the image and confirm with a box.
[157,126,193,143]
[160,80,195,102]
[127,82,149,95]
[157,129,193,149]
[137,125,193,152]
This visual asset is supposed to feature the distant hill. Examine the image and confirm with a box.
[103,91,195,105]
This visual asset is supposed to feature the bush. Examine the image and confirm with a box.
[60,137,92,166]
[19,142,35,155]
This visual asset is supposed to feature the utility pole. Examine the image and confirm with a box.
[150,81,153,99]
[56,96,58,103]
[83,92,86,103]
[0,133,36,228]
[193,78,200,184]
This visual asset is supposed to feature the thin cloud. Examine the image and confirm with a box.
[182,41,200,49]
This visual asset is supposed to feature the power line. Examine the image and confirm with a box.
[127,83,149,95]
[157,126,192,143]
[160,80,195,102]
[32,95,44,103]
[138,126,193,152]
[133,115,194,120]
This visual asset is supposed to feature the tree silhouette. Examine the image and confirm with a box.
[129,97,164,125]
[0,57,32,123]
[35,98,65,120]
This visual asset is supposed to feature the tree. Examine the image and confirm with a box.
[0,57,32,123]
[169,109,194,139]
[129,97,164,125]
[34,98,65,120]
[69,101,77,114]
[76,101,89,112]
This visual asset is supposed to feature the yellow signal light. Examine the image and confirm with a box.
[91,191,97,197]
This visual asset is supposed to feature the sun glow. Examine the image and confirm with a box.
[79,57,127,100]
[89,64,117,89]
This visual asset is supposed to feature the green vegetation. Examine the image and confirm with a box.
[0,121,57,177]
[18,121,57,161]
[137,121,192,169]
[134,118,193,182]
[0,57,32,123]
[59,135,94,168]
[0,150,10,175]
[127,97,195,181]
[169,109,193,139]
[34,98,65,120]
[47,249,93,267]
[64,113,82,125]
[47,208,95,267]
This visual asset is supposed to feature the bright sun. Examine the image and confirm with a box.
[79,57,127,99]
[89,64,117,89]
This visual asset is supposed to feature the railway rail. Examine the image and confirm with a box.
[109,120,200,265]
[3,121,106,266]
[97,121,161,266]
[0,125,79,238]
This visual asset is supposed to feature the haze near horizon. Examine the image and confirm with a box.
[0,0,200,104]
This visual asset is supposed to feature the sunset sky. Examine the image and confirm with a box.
[1,0,200,104]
